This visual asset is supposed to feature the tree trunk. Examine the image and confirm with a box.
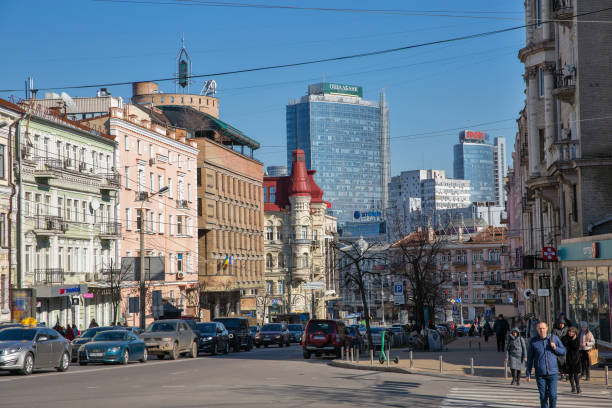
[359,283,374,351]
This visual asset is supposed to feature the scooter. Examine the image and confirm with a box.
[379,330,399,365]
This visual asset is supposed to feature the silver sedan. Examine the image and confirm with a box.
[0,326,71,375]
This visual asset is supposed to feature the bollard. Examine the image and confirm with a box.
[439,355,443,373]
[470,357,474,376]
[370,348,374,367]
[410,350,413,368]
[387,350,390,368]
[349,347,352,362]
[351,347,354,362]
[356,348,360,363]
[504,359,508,379]
[341,346,345,361]
[606,366,609,386]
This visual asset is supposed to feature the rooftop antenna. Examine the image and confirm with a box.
[175,33,192,93]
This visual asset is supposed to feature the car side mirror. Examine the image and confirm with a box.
[37,335,49,342]
[217,328,222,333]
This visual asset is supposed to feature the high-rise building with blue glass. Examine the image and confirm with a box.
[286,83,390,229]
[453,130,495,203]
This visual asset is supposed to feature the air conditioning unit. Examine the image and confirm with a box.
[149,158,156,166]
[176,272,184,280]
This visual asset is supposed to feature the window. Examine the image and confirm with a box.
[168,178,174,198]
[159,213,164,233]
[538,67,544,98]
[266,253,273,268]
[536,0,542,27]
[149,144,153,159]
[67,248,72,272]
[125,167,130,189]
[301,226,308,240]
[138,169,144,192]
[277,281,284,295]
[276,227,282,241]
[302,253,309,268]
[263,187,267,203]
[66,199,72,221]
[0,145,5,179]
[278,253,285,268]
[125,208,131,230]
[150,172,154,192]
[197,168,201,186]
[0,213,6,248]
[24,192,31,217]
[266,226,274,240]
[197,198,202,217]
[187,183,192,202]
[269,187,276,202]
[169,253,175,273]
[177,216,183,235]
[177,253,183,272]
[136,209,142,231]
[169,215,174,235]
[82,201,87,222]
[178,154,182,168]
[137,140,142,155]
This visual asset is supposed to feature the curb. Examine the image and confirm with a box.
[328,360,611,388]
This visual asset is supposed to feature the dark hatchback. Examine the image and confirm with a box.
[196,322,230,355]
[254,323,290,348]
[213,317,252,352]
[287,324,304,343]
[70,326,124,362]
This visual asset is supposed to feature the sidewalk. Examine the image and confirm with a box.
[336,335,610,386]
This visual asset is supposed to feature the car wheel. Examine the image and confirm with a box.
[190,342,198,358]
[56,352,70,372]
[20,353,34,375]
[211,342,218,356]
[122,350,129,365]
[279,341,283,348]
[233,340,240,353]
[303,351,311,359]
[246,339,253,351]
[169,343,179,360]
[140,348,148,363]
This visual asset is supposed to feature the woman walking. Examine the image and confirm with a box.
[562,327,582,393]
[506,327,527,385]
[579,321,595,381]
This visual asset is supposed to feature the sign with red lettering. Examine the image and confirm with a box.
[542,246,558,261]
[465,130,485,141]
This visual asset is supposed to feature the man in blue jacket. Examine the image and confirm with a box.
[526,321,566,408]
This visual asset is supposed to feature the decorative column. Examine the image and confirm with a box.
[542,0,552,41]
[526,67,541,176]
[543,63,556,166]
[525,0,535,44]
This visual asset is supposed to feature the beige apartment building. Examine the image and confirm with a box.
[511,1,612,334]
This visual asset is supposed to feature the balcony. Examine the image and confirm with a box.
[502,282,516,290]
[176,199,189,209]
[452,260,467,267]
[35,268,65,285]
[484,280,502,286]
[484,259,501,266]
[552,68,576,104]
[33,215,67,236]
[100,172,121,192]
[523,255,548,271]
[99,222,122,240]
[135,191,149,201]
[34,158,64,180]
[552,0,574,26]
[452,280,469,287]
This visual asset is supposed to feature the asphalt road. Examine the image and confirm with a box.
[0,343,461,407]
[1,344,610,407]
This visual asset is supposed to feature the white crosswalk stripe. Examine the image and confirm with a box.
[441,385,611,407]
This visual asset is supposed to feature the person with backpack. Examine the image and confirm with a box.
[505,327,527,385]
[527,322,566,408]
[561,327,582,394]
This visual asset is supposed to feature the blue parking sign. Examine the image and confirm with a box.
[394,283,403,295]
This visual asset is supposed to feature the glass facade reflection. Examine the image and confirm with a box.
[286,84,390,226]
[566,266,611,342]
[453,142,495,203]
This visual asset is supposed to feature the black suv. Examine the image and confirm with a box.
[213,317,252,352]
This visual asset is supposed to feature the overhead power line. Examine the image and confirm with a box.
[2,5,611,93]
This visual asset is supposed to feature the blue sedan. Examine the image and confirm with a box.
[78,330,147,365]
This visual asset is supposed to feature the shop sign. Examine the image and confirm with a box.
[537,289,550,297]
[542,246,558,261]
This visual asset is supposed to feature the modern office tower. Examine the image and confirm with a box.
[286,83,390,234]
[493,137,507,207]
[453,130,495,203]
[266,165,289,177]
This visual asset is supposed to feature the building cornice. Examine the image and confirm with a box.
[110,118,199,156]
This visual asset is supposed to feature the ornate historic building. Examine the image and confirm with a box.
[263,149,337,321]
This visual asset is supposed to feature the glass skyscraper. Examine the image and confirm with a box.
[286,83,390,228]
[453,130,495,203]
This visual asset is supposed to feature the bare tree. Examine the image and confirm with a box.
[333,238,389,351]
[106,259,133,325]
[390,227,448,328]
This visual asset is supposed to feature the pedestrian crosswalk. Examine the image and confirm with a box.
[440,384,611,407]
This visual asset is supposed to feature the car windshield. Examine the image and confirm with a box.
[308,321,333,334]
[146,322,177,332]
[78,328,102,339]
[94,331,127,341]
[215,319,241,330]
[197,323,217,333]
[0,329,37,341]
[261,324,282,331]
[288,325,303,331]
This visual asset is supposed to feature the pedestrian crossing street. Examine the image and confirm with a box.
[440,384,611,407]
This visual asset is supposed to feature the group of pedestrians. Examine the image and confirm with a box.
[52,321,80,341]
[495,312,598,408]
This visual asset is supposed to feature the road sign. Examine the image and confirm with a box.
[537,289,550,297]
[456,298,462,303]
[393,283,403,295]
[393,295,404,305]
[303,282,325,290]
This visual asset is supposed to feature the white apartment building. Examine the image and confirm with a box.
[493,137,507,207]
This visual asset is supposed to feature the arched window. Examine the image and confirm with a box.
[302,253,309,268]
[278,253,285,268]
[266,225,274,240]
[266,253,273,268]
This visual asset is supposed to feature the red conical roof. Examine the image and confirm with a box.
[288,149,311,196]
[307,170,324,201]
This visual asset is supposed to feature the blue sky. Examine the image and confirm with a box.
[0,0,526,176]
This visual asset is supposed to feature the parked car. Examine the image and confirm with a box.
[455,326,469,337]
[78,330,147,365]
[0,327,70,375]
[249,325,259,339]
[196,322,230,355]
[254,323,290,348]
[287,324,304,343]
[435,325,449,337]
[140,320,198,360]
[302,320,350,359]
[367,327,393,349]
[180,317,201,346]
[346,325,365,352]
[213,317,252,352]
[70,326,123,362]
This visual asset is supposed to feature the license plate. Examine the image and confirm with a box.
[313,335,326,340]
[264,337,270,340]
[89,352,104,357]
[146,343,156,347]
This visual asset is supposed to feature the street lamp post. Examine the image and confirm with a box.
[456,273,466,326]
[139,186,169,330]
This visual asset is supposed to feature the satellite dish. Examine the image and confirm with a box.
[90,199,100,211]
[61,92,77,111]
[523,289,535,300]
